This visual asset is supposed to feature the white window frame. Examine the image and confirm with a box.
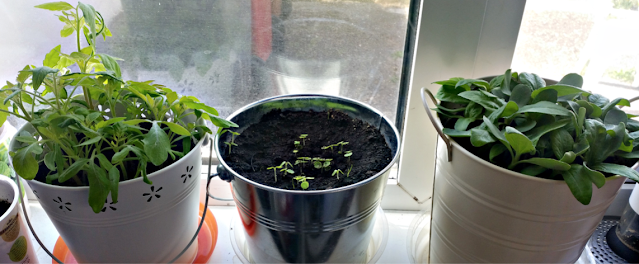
[201,0,529,209]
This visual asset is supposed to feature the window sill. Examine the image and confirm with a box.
[27,200,421,263]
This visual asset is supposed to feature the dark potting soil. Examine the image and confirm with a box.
[222,110,393,190]
[0,200,11,218]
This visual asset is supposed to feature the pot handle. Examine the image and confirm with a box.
[420,87,453,162]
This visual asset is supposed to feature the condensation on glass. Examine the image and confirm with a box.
[0,0,410,124]
[512,0,639,113]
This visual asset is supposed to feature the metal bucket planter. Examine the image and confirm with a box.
[9,125,203,263]
[214,94,400,263]
[421,88,626,263]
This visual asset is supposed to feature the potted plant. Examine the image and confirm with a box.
[3,2,235,263]
[213,95,400,263]
[0,176,37,263]
[421,69,639,262]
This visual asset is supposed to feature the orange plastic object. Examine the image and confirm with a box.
[52,204,218,264]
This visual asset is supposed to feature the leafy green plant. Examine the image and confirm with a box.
[222,130,240,154]
[292,175,314,190]
[433,69,639,205]
[2,2,236,213]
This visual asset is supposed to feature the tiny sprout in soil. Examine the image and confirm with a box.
[299,134,308,145]
[222,130,241,154]
[347,164,353,177]
[280,161,294,176]
[338,142,349,154]
[344,150,353,162]
[267,166,279,182]
[293,176,314,190]
[332,169,344,179]
[294,140,301,149]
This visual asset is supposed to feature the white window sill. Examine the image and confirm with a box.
[25,200,422,264]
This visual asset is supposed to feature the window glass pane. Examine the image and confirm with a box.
[512,0,639,113]
[0,0,411,125]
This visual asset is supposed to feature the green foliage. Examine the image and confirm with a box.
[4,2,236,213]
[292,175,314,190]
[435,69,639,205]
[222,130,240,154]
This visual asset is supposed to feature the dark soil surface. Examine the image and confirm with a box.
[222,110,392,190]
[0,200,11,218]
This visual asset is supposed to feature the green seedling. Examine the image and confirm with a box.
[280,161,294,177]
[299,134,309,145]
[267,166,279,182]
[344,150,353,163]
[222,130,241,154]
[293,149,299,155]
[332,169,344,179]
[294,159,308,173]
[347,164,353,177]
[312,157,332,171]
[294,141,302,150]
[293,176,314,190]
[321,145,335,152]
[338,141,349,154]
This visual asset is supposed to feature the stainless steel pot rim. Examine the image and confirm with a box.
[214,93,400,195]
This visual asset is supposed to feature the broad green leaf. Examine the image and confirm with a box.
[443,128,471,137]
[208,115,238,128]
[43,45,61,68]
[11,148,39,180]
[532,89,558,104]
[489,75,505,90]
[501,69,512,95]
[15,136,37,144]
[60,24,74,37]
[573,135,590,156]
[604,108,628,126]
[518,72,546,90]
[87,163,110,213]
[78,3,97,43]
[588,94,610,108]
[491,88,507,100]
[96,54,122,78]
[112,148,130,164]
[455,79,489,90]
[123,119,151,126]
[458,91,503,109]
[558,73,583,88]
[470,128,495,147]
[34,2,74,11]
[183,101,220,116]
[560,151,577,164]
[501,101,519,117]
[58,158,88,183]
[433,77,463,87]
[96,153,114,171]
[489,144,507,162]
[76,136,102,147]
[509,84,532,107]
[162,122,191,136]
[505,126,535,156]
[96,117,126,129]
[617,151,639,159]
[515,119,536,133]
[562,165,593,205]
[143,121,170,166]
[483,116,507,143]
[435,85,469,103]
[521,165,547,176]
[531,84,589,99]
[464,102,483,119]
[583,120,625,166]
[519,157,570,171]
[44,152,56,171]
[525,118,571,145]
[166,91,178,105]
[109,167,120,203]
[583,164,605,188]
[550,129,574,159]
[516,101,571,116]
[602,98,631,118]
[591,163,639,182]
[25,67,58,90]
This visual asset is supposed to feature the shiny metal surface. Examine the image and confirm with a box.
[214,94,400,263]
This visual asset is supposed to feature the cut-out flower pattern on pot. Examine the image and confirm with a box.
[181,166,194,183]
[53,197,72,212]
[101,199,117,212]
[142,186,162,202]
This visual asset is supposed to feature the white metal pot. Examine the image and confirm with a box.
[0,176,37,263]
[421,88,626,263]
[10,126,203,263]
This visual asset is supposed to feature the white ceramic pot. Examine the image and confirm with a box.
[0,176,37,263]
[421,88,626,263]
[10,126,204,263]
